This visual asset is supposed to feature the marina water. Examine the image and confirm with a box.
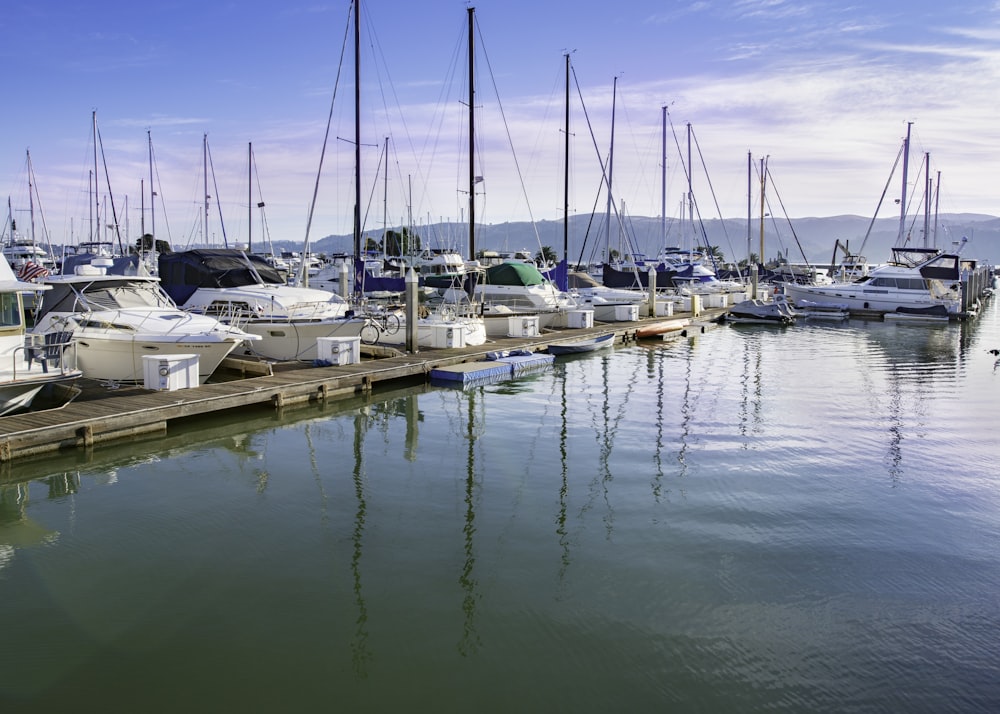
[2,298,999,712]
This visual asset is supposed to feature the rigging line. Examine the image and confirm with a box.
[473,18,543,249]
[688,125,730,271]
[361,8,430,222]
[303,1,353,249]
[149,138,172,243]
[206,140,229,247]
[763,164,811,266]
[360,141,388,244]
[570,65,641,265]
[250,146,276,254]
[25,153,56,259]
[95,123,125,255]
[903,158,928,243]
[860,141,905,256]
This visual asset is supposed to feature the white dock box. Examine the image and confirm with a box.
[655,300,674,317]
[425,323,466,348]
[507,315,540,337]
[317,336,362,365]
[567,309,594,329]
[610,304,639,321]
[143,354,199,391]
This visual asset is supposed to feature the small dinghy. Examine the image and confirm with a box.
[547,333,615,355]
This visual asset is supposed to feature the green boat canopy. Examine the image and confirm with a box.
[484,261,546,286]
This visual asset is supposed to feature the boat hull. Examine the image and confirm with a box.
[547,334,614,355]
[72,335,242,383]
[237,318,368,361]
[0,373,80,416]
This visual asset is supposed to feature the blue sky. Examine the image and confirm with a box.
[2,0,998,252]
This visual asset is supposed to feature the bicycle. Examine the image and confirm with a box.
[359,310,401,345]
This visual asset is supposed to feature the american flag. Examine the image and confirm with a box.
[17,261,51,282]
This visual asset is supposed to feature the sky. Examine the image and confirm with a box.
[2,0,999,254]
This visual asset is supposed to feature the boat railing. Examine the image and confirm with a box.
[195,301,255,330]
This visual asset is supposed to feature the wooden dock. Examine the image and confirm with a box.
[0,315,713,463]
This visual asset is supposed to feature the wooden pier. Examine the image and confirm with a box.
[0,315,711,463]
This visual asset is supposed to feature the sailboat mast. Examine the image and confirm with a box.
[933,170,941,247]
[203,134,209,244]
[248,142,253,251]
[923,152,931,249]
[661,106,666,248]
[756,156,767,299]
[26,150,36,247]
[686,122,693,253]
[467,6,476,260]
[148,130,155,240]
[897,121,912,244]
[605,76,617,260]
[353,0,361,262]
[92,111,99,242]
[746,151,752,284]
[563,53,569,265]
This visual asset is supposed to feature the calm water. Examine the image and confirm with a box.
[2,296,1000,712]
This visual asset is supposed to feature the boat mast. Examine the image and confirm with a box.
[148,130,155,241]
[248,142,253,251]
[353,0,361,264]
[933,170,941,246]
[747,151,753,294]
[563,53,569,269]
[897,121,912,245]
[203,134,209,244]
[382,136,389,262]
[93,111,100,242]
[923,152,931,249]
[467,6,476,260]
[26,151,37,249]
[686,122,694,256]
[661,106,666,250]
[605,76,617,262]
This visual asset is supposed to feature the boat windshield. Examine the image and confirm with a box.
[78,280,174,310]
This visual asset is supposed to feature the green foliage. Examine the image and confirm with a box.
[381,228,422,256]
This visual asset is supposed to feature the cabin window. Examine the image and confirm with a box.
[0,293,22,329]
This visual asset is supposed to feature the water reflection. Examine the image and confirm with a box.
[350,409,371,677]
[459,390,481,656]
[0,483,59,548]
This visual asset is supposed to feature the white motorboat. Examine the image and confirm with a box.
[782,246,964,317]
[0,256,81,415]
[443,262,580,337]
[158,249,369,362]
[31,260,257,384]
[724,298,796,325]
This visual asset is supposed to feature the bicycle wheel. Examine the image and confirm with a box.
[360,322,381,345]
[383,313,401,335]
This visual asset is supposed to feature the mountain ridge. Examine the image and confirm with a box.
[294,213,1000,266]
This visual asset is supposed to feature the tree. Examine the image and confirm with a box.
[698,244,725,263]
[382,228,422,257]
[536,245,558,266]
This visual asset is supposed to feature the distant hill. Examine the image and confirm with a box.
[292,213,1000,267]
